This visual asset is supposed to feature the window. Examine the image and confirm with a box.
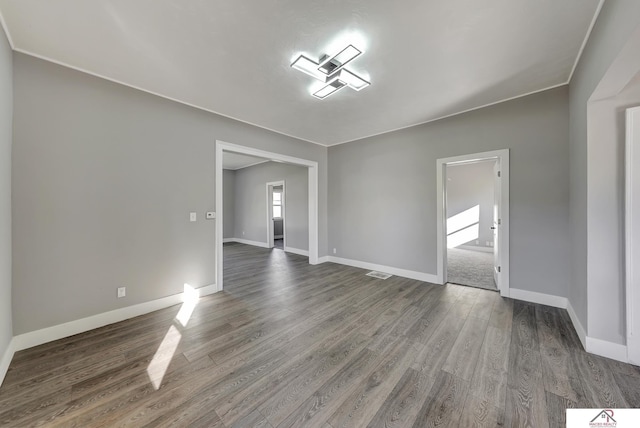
[273,191,282,219]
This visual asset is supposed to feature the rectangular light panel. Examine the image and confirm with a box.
[313,79,347,99]
[291,55,324,80]
[317,44,362,75]
[339,69,370,91]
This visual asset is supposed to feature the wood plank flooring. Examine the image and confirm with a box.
[1,242,639,427]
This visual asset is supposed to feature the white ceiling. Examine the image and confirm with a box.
[0,0,602,146]
[223,152,268,170]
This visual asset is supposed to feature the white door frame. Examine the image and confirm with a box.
[266,180,285,249]
[626,107,640,364]
[436,149,510,296]
[215,140,319,291]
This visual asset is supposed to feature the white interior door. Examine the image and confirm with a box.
[626,106,640,364]
[493,160,501,290]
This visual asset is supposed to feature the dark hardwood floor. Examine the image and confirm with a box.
[1,242,639,427]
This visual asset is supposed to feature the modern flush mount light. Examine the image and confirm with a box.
[291,44,370,99]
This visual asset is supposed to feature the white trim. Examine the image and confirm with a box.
[567,0,605,83]
[11,283,217,353]
[317,256,330,264]
[458,245,494,253]
[327,84,567,147]
[586,337,628,363]
[508,288,567,309]
[437,149,510,297]
[225,238,269,249]
[13,49,571,150]
[284,247,309,257]
[567,300,587,350]
[627,107,640,365]
[216,141,320,290]
[0,8,14,49]
[328,256,439,284]
[13,49,326,148]
[0,338,15,387]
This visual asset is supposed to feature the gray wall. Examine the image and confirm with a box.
[223,169,236,239]
[0,25,13,363]
[12,53,326,334]
[568,0,640,340]
[446,161,495,249]
[328,87,570,297]
[232,162,309,251]
[587,78,640,344]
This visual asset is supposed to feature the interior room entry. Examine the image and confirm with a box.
[445,159,499,290]
[267,181,285,250]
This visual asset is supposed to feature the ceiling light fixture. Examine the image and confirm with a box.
[291,44,370,99]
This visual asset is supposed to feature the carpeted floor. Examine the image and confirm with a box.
[447,247,496,290]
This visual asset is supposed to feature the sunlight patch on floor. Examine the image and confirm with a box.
[147,284,200,389]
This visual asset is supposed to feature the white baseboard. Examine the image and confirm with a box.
[509,288,568,309]
[274,235,283,239]
[458,245,494,253]
[317,256,330,264]
[11,283,218,353]
[284,247,309,257]
[225,238,269,248]
[327,256,439,284]
[0,338,15,387]
[566,301,587,350]
[586,336,628,363]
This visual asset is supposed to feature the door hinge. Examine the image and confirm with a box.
[498,219,502,225]
[498,266,501,273]
[497,171,501,177]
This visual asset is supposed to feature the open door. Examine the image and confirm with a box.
[493,160,501,290]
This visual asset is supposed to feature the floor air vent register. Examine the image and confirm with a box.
[366,271,392,280]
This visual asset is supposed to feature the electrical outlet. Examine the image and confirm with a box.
[333,248,337,254]
[117,287,126,298]
[190,212,197,222]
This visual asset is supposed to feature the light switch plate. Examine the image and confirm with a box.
[206,212,215,219]
[190,212,197,222]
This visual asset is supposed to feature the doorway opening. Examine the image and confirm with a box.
[436,149,510,296]
[215,140,319,291]
[445,159,498,290]
[267,181,285,250]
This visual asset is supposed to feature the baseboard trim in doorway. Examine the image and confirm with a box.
[509,288,568,309]
[0,338,16,387]
[566,301,587,350]
[327,256,439,284]
[10,283,218,355]
[224,238,269,248]
[586,336,628,363]
[284,247,309,257]
[458,245,494,253]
